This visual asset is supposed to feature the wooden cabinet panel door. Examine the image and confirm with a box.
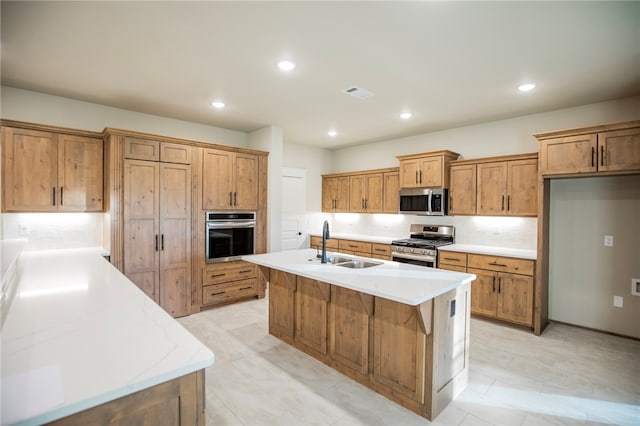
[58,135,103,212]
[2,127,58,211]
[335,176,350,212]
[321,177,336,211]
[124,160,160,302]
[477,162,507,215]
[399,159,420,188]
[373,297,425,403]
[539,135,597,175]
[295,276,330,355]
[449,164,476,215]
[420,157,443,187]
[329,287,372,375]
[382,171,399,213]
[349,175,366,212]
[365,173,383,212]
[497,273,534,326]
[598,128,640,172]
[234,153,258,210]
[506,159,537,216]
[269,269,296,338]
[202,149,233,210]
[467,268,497,317]
[159,163,192,317]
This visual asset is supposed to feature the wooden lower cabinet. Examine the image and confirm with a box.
[310,236,392,260]
[48,370,205,426]
[201,261,262,308]
[266,267,471,421]
[295,276,330,355]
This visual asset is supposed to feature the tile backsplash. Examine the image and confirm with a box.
[307,212,537,250]
[2,213,103,251]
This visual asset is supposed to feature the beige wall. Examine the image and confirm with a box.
[0,86,248,147]
[549,175,640,338]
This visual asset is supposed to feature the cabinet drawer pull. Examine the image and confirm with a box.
[234,192,238,206]
[60,186,64,206]
[239,286,253,291]
[600,145,605,166]
[501,195,505,210]
[415,170,419,184]
[238,269,252,274]
[210,273,226,278]
[507,195,510,211]
[211,291,225,296]
[443,257,460,261]
[498,277,502,293]
[374,248,386,252]
[52,187,56,206]
[155,234,159,251]
[489,261,507,267]
[591,146,595,167]
[419,170,423,184]
[492,277,496,292]
[229,192,233,206]
[349,244,358,248]
[161,234,164,251]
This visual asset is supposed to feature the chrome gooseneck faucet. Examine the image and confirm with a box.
[321,220,331,264]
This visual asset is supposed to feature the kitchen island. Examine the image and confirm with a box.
[1,248,214,425]
[243,249,476,421]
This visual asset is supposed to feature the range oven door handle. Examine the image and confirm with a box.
[207,221,256,229]
[391,252,437,263]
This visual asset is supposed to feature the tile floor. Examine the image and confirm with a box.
[178,297,640,426]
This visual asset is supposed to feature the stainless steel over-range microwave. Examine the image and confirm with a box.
[398,188,448,215]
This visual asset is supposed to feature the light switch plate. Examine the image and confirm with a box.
[604,235,614,247]
[613,295,623,308]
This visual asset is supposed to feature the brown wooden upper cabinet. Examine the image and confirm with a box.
[349,173,383,213]
[322,175,350,212]
[2,126,103,212]
[396,150,460,189]
[450,153,537,217]
[537,124,640,176]
[202,148,258,210]
[124,137,191,164]
[382,170,399,213]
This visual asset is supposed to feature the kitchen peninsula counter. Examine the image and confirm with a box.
[243,249,475,421]
[1,248,214,425]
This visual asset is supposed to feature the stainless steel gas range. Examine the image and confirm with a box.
[391,224,454,268]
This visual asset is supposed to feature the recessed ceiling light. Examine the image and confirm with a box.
[518,83,536,92]
[328,130,337,137]
[400,112,412,120]
[277,60,296,71]
[211,101,225,109]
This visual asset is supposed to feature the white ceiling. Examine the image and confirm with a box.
[2,1,639,149]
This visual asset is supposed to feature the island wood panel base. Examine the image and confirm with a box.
[267,267,471,421]
[47,370,205,426]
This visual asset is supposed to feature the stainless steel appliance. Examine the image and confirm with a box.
[398,188,448,215]
[391,224,454,267]
[206,212,256,263]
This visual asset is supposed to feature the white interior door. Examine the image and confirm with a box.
[281,168,306,251]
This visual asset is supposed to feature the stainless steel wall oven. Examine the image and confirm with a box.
[206,212,256,263]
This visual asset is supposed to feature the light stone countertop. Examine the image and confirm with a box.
[243,249,476,306]
[441,244,537,260]
[1,247,214,426]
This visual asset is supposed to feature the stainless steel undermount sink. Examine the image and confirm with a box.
[336,259,383,269]
[327,256,353,264]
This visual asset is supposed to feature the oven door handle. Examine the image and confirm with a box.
[207,221,256,229]
[392,252,436,263]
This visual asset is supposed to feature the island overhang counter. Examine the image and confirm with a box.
[243,249,476,421]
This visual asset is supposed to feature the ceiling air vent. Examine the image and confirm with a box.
[342,86,374,99]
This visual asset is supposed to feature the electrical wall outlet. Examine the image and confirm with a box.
[613,295,623,308]
[632,278,640,296]
[604,235,614,247]
[18,223,29,236]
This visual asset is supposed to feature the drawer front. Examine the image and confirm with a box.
[467,254,534,276]
[438,251,467,267]
[160,142,191,164]
[124,137,160,161]
[310,236,339,250]
[203,262,257,285]
[439,264,467,273]
[202,279,257,305]
[338,239,372,254]
[371,243,391,258]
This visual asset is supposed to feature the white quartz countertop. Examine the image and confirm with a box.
[243,249,475,306]
[1,248,214,426]
[310,233,400,245]
[440,244,537,260]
